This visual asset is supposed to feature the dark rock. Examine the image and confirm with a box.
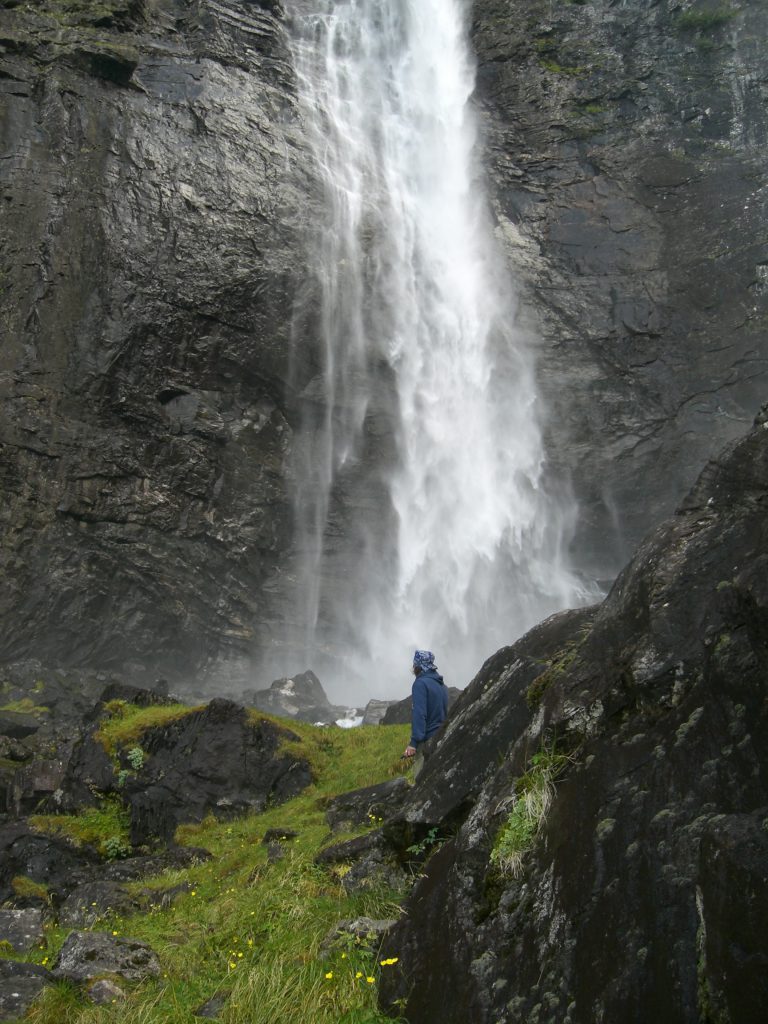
[315,830,387,866]
[97,845,211,883]
[0,738,32,763]
[245,671,335,724]
[0,821,98,906]
[261,828,298,844]
[315,830,405,894]
[472,0,768,580]
[380,687,462,727]
[58,882,140,929]
[0,960,53,1021]
[134,882,191,912]
[6,759,66,817]
[361,699,397,725]
[266,843,284,864]
[87,978,127,1005]
[0,908,44,953]
[121,699,312,844]
[53,931,160,983]
[378,414,768,1023]
[697,813,768,1021]
[194,992,230,1019]
[0,712,39,740]
[325,777,411,832]
[0,0,309,689]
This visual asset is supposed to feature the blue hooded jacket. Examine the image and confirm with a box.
[410,668,449,746]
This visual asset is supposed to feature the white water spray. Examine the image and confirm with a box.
[286,0,591,698]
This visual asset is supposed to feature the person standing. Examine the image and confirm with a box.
[403,649,448,759]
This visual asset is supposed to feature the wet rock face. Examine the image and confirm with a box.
[244,671,336,724]
[378,412,768,1024]
[472,0,768,577]
[0,0,316,685]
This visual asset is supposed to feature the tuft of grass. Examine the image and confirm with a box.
[676,6,736,31]
[23,721,411,1024]
[11,876,52,904]
[95,702,203,755]
[29,799,131,858]
[0,698,50,716]
[490,748,572,878]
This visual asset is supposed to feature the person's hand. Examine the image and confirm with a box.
[403,745,416,757]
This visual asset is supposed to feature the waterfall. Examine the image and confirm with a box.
[285,0,590,698]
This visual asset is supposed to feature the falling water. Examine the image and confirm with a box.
[285,0,590,698]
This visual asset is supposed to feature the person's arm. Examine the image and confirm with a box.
[410,677,427,747]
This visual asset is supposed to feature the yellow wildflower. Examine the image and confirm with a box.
[325,972,333,980]
[366,976,375,984]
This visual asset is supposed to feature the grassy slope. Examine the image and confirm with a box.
[21,716,412,1024]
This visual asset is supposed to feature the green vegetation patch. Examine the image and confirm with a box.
[490,748,571,878]
[23,721,411,1024]
[29,799,131,859]
[676,5,736,31]
[95,701,202,755]
[11,876,51,904]
[0,698,50,716]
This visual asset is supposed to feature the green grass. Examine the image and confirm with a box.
[490,749,571,878]
[95,701,204,755]
[0,698,50,716]
[29,800,131,859]
[21,721,411,1024]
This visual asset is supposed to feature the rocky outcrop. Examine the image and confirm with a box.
[472,0,768,579]
[378,409,768,1023]
[0,960,53,1022]
[53,930,160,983]
[244,670,336,724]
[57,696,313,844]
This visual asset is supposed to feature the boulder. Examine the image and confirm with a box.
[378,411,768,1023]
[0,960,53,1021]
[121,699,312,845]
[361,700,397,725]
[58,882,140,929]
[245,671,335,724]
[315,830,405,895]
[53,931,160,984]
[0,909,44,953]
[0,821,98,906]
[325,777,411,832]
[194,992,230,1019]
[87,978,127,1005]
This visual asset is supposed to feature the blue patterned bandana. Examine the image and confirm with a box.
[413,649,436,673]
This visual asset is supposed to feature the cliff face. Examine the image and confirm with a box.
[1,0,767,685]
[0,0,315,682]
[472,0,768,578]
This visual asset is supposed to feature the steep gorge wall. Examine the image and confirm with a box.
[0,0,317,683]
[473,0,768,579]
[1,0,766,686]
